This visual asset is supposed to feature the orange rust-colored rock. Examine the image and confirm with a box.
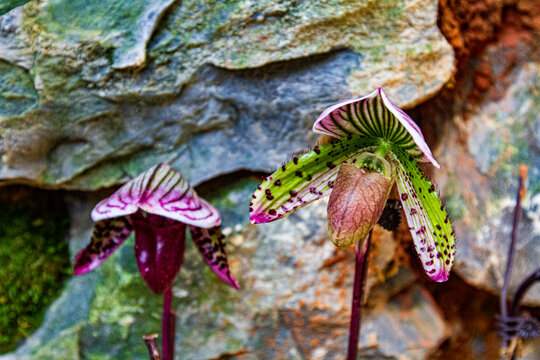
[438,0,505,68]
[438,0,539,70]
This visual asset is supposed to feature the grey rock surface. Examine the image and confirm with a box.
[435,43,540,305]
[0,0,454,190]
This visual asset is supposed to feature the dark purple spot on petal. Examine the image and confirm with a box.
[266,195,274,200]
[410,208,417,215]
[426,260,434,266]
[314,146,321,155]
[401,193,408,201]
[268,209,277,215]
[282,165,287,171]
[274,180,281,186]
[293,157,299,165]
[326,162,336,169]
[290,190,297,196]
[295,171,303,178]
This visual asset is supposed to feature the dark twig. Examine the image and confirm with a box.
[510,268,540,316]
[505,268,540,360]
[143,334,161,360]
[499,165,528,360]
[347,230,372,360]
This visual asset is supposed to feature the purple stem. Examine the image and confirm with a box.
[500,166,527,359]
[347,231,372,360]
[162,288,176,360]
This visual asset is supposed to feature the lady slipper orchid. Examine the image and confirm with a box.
[74,163,239,293]
[250,87,455,282]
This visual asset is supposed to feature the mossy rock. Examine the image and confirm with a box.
[0,187,70,353]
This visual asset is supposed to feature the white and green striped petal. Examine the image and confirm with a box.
[313,87,439,168]
[250,137,378,224]
[92,163,220,228]
[390,144,455,282]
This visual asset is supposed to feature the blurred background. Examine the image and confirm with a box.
[0,0,538,359]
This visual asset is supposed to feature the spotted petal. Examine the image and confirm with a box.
[74,217,133,275]
[189,226,239,289]
[250,136,378,224]
[92,163,220,228]
[313,87,439,168]
[390,145,455,282]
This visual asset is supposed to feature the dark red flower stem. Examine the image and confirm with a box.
[347,230,372,360]
[500,165,527,359]
[162,288,176,360]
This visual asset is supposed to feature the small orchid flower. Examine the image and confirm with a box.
[74,163,238,293]
[250,87,455,282]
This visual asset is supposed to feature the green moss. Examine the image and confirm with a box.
[0,191,70,353]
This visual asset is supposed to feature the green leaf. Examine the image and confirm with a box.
[390,144,455,282]
[250,136,378,223]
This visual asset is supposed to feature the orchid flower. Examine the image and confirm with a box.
[74,163,238,293]
[250,87,455,282]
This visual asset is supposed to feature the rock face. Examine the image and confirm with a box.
[1,180,446,360]
[0,0,454,190]
[434,40,540,305]
[6,0,540,359]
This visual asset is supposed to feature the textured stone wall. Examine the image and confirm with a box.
[0,0,539,359]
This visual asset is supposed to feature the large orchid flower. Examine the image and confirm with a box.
[250,87,455,282]
[74,163,238,293]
